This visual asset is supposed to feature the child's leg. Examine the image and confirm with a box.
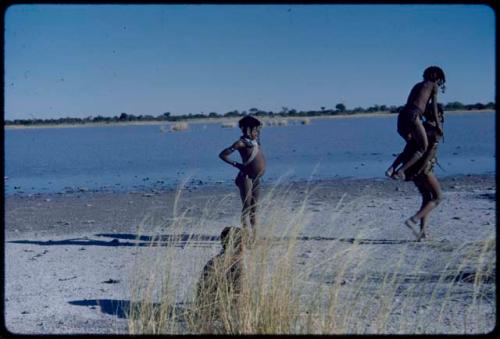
[414,173,441,220]
[417,215,430,241]
[416,178,431,211]
[249,177,261,233]
[413,178,432,241]
[386,141,414,177]
[395,119,429,177]
[236,173,253,229]
[408,173,442,228]
[404,178,428,238]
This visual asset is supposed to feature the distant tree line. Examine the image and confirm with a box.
[4,101,495,126]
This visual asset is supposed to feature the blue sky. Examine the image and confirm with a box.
[4,4,495,119]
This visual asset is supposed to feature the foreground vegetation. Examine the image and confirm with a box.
[5,101,495,127]
[126,181,495,334]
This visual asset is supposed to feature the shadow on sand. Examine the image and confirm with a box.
[8,233,220,248]
[9,232,419,248]
[69,299,133,319]
[68,299,188,320]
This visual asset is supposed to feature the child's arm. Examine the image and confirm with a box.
[219,140,245,171]
[431,85,443,135]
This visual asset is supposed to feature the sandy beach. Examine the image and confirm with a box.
[4,173,496,334]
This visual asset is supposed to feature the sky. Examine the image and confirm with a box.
[4,4,496,120]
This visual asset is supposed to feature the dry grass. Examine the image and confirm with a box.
[127,180,496,334]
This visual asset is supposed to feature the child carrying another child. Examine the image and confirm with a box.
[391,103,445,241]
[219,116,266,240]
[386,66,446,181]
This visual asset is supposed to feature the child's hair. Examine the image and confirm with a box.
[220,226,242,251]
[423,66,446,93]
[238,115,262,130]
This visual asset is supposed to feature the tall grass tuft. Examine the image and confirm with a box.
[127,180,496,334]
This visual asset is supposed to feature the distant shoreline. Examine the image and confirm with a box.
[4,109,494,130]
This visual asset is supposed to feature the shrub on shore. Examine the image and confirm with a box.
[265,119,288,127]
[221,121,237,128]
[170,122,189,132]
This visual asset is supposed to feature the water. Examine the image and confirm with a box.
[4,112,495,195]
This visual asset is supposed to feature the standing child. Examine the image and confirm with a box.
[219,116,266,240]
[386,66,446,180]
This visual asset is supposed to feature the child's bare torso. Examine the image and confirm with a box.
[238,145,266,178]
[406,81,436,112]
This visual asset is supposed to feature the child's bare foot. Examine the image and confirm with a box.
[393,170,405,181]
[404,217,420,238]
[417,230,431,242]
[416,231,425,242]
[385,167,395,179]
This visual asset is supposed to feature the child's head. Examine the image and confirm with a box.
[423,66,446,93]
[220,226,243,252]
[238,115,262,138]
[424,102,444,124]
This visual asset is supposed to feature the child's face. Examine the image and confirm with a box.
[249,127,259,140]
[243,126,260,139]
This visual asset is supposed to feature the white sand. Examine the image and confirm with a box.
[4,174,496,334]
